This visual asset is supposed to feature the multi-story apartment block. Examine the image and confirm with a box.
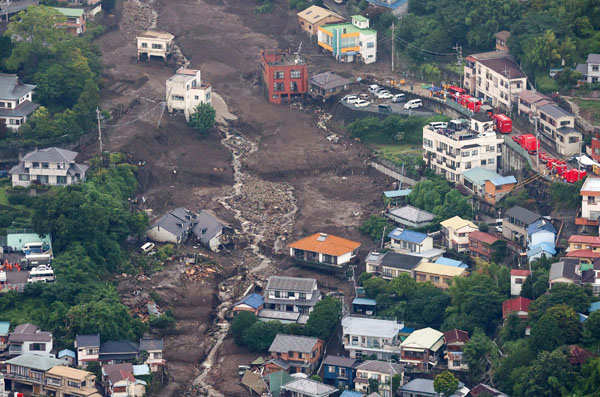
[4,354,68,396]
[317,15,377,64]
[9,147,88,188]
[341,316,402,359]
[354,361,403,397]
[44,366,99,397]
[266,334,324,374]
[166,67,211,121]
[0,73,37,130]
[422,118,503,184]
[536,103,582,156]
[263,276,321,314]
[75,334,100,367]
[136,30,174,62]
[260,49,308,105]
[578,178,600,226]
[464,51,527,110]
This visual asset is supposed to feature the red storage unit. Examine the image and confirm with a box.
[493,114,512,133]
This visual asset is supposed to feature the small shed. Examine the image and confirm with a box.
[57,349,76,366]
[309,71,352,99]
[352,297,376,315]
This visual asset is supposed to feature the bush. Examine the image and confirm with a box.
[231,312,257,345]
[188,103,216,133]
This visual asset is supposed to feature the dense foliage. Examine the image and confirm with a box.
[408,176,472,220]
[1,6,102,146]
[347,115,448,145]
[0,165,148,348]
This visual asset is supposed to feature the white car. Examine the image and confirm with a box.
[369,84,381,93]
[343,95,359,104]
[428,121,448,130]
[404,99,423,110]
[392,93,405,103]
[354,99,370,108]
[376,91,393,99]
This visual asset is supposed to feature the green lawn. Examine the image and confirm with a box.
[573,99,600,123]
[373,144,422,159]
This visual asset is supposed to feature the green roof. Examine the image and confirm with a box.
[6,233,51,252]
[352,15,368,22]
[269,371,293,397]
[52,7,84,17]
[6,354,67,371]
[462,167,500,186]
[320,22,376,35]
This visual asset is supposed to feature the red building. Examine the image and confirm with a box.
[591,135,600,163]
[260,49,308,104]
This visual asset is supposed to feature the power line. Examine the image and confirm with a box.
[394,36,457,57]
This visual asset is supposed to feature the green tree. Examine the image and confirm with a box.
[306,297,342,340]
[463,328,498,383]
[368,378,379,393]
[530,304,582,352]
[520,270,549,300]
[188,103,216,133]
[493,339,535,393]
[434,371,459,396]
[529,283,591,322]
[359,215,390,242]
[550,180,583,209]
[513,349,576,397]
[583,310,600,347]
[103,0,117,12]
[576,357,600,395]
[231,312,258,345]
[490,240,508,264]
[242,321,283,352]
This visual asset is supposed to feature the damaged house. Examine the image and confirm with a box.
[191,210,233,252]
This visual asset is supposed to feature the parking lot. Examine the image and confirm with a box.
[339,84,437,117]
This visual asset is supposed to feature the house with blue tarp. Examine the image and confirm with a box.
[233,293,264,315]
[352,297,376,315]
[322,355,357,390]
[387,228,434,255]
[590,301,600,313]
[526,219,556,263]
[435,257,468,269]
[384,189,411,206]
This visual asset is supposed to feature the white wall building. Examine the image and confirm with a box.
[317,15,377,64]
[166,67,212,121]
[75,334,100,368]
[8,324,53,357]
[137,30,174,61]
[464,51,527,110]
[0,73,37,130]
[341,316,402,360]
[510,269,530,296]
[9,147,88,188]
[423,118,504,184]
[581,178,600,222]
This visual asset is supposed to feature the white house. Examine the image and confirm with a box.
[136,30,174,62]
[288,233,361,268]
[75,334,100,367]
[440,216,478,252]
[387,228,434,255]
[510,269,531,296]
[139,336,164,373]
[341,316,402,359]
[576,54,600,84]
[7,323,53,357]
[166,67,211,122]
[263,276,321,315]
[354,361,403,397]
[191,210,232,252]
[580,178,600,223]
[399,327,444,371]
[9,147,88,188]
[317,15,377,64]
[146,207,197,245]
[0,73,37,130]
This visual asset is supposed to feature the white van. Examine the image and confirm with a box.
[428,121,448,130]
[404,99,423,110]
[140,242,155,254]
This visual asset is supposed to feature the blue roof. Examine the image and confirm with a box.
[527,219,556,235]
[435,257,468,269]
[352,297,376,306]
[579,313,589,323]
[58,349,76,359]
[392,230,427,244]
[590,301,600,313]
[399,326,414,334]
[387,227,403,239]
[237,293,264,309]
[384,189,412,198]
[340,392,364,397]
[0,321,9,335]
[527,242,556,257]
[462,167,500,186]
[490,175,517,186]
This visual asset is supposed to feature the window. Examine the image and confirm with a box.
[19,174,29,181]
[32,162,39,168]
[274,290,281,298]
[274,71,285,79]
[56,176,67,185]
[274,82,284,92]
[151,43,162,49]
[42,162,49,169]
[141,42,148,48]
[432,276,440,282]
[489,158,495,164]
[481,159,487,165]
[288,291,295,298]
[67,380,81,388]
[194,95,199,100]
[37,175,49,184]
[569,136,579,143]
[593,66,599,72]
[290,81,298,92]
[205,92,211,101]
[172,95,184,101]
[29,343,46,351]
[488,145,495,152]
[290,70,301,79]
[472,150,478,155]
[367,42,374,48]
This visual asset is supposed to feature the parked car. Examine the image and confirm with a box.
[342,95,359,104]
[369,84,381,94]
[404,99,423,110]
[376,90,393,99]
[378,104,392,113]
[392,93,405,103]
[140,242,155,254]
[359,93,370,100]
[354,99,370,108]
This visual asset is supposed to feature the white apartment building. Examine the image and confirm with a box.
[422,118,504,184]
[536,103,582,156]
[136,30,174,61]
[0,73,37,130]
[341,316,402,359]
[9,147,88,188]
[166,67,212,122]
[75,334,100,367]
[464,51,527,110]
[576,54,600,84]
[580,178,600,222]
[263,276,321,314]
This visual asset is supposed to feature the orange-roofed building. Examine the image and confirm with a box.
[502,296,531,320]
[568,235,600,252]
[288,233,361,269]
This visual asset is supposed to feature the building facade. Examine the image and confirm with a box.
[502,206,541,246]
[413,262,467,289]
[260,49,308,105]
[0,73,37,130]
[9,147,88,188]
[288,233,360,269]
[166,67,211,121]
[266,334,323,374]
[53,7,86,35]
[580,178,600,224]
[387,228,434,254]
[440,216,478,252]
[422,119,503,184]
[536,103,582,156]
[463,51,527,110]
[75,334,100,367]
[8,323,53,357]
[399,327,444,371]
[317,16,377,64]
[322,355,356,390]
[354,361,403,397]
[510,269,530,296]
[264,276,321,314]
[341,316,402,359]
[444,329,469,371]
[136,31,174,61]
[297,5,344,37]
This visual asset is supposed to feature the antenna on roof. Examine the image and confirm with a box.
[294,42,303,64]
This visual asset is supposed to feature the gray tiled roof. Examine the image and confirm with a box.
[310,72,351,90]
[549,258,581,282]
[266,276,317,292]
[323,355,356,368]
[76,334,100,348]
[356,360,403,375]
[539,103,572,120]
[139,336,163,351]
[151,208,196,239]
[587,54,600,64]
[380,252,423,270]
[0,100,38,117]
[269,334,319,354]
[6,354,66,371]
[0,74,35,100]
[192,210,226,245]
[9,323,52,343]
[505,206,541,225]
[22,147,78,163]
[388,205,435,224]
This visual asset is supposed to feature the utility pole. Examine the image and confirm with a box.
[453,43,463,66]
[96,107,103,159]
[534,116,539,172]
[391,19,395,73]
